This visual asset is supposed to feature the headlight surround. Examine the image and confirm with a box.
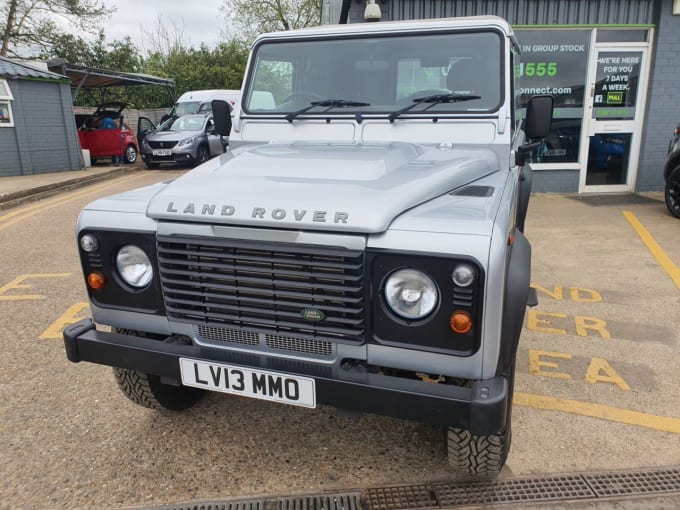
[178,136,195,147]
[384,268,438,320]
[115,245,153,288]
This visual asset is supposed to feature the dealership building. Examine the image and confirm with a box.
[322,0,680,193]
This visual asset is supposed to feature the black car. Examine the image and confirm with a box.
[664,121,680,219]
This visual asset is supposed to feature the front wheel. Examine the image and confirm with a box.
[195,144,210,165]
[665,168,680,219]
[446,426,511,478]
[124,144,138,164]
[111,328,203,411]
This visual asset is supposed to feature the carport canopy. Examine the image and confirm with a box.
[47,58,175,103]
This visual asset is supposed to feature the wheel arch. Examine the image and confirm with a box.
[495,229,531,377]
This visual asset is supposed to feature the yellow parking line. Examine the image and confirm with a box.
[623,210,680,290]
[516,392,680,434]
[0,174,142,231]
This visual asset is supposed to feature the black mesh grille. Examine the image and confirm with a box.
[157,235,366,342]
[149,140,178,149]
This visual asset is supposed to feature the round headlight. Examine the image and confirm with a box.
[452,264,476,287]
[80,234,98,253]
[384,269,438,320]
[115,245,153,288]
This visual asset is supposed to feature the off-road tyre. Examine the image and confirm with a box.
[111,328,203,411]
[665,167,680,219]
[446,426,511,478]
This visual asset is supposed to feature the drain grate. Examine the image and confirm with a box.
[431,475,594,507]
[361,485,435,510]
[584,467,680,497]
[137,467,680,510]
[277,494,361,510]
[363,475,595,510]
[144,500,265,510]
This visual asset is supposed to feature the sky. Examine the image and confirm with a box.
[97,0,226,52]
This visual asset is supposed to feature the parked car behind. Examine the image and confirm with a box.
[138,113,227,169]
[664,121,680,219]
[76,102,138,165]
[163,89,240,122]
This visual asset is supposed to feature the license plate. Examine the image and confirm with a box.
[152,149,172,156]
[179,358,316,408]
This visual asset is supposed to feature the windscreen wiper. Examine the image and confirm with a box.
[387,93,482,122]
[286,99,370,123]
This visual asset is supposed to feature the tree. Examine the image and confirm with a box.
[221,0,321,42]
[1,0,113,58]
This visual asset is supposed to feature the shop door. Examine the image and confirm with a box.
[580,46,649,192]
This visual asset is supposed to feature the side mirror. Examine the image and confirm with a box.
[516,95,554,167]
[524,95,553,140]
[211,100,232,137]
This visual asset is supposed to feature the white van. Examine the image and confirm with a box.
[168,89,240,117]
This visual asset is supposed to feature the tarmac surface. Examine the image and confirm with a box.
[0,165,678,510]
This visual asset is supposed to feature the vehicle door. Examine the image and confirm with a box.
[137,117,156,153]
[91,119,121,157]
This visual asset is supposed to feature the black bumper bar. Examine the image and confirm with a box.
[64,319,509,434]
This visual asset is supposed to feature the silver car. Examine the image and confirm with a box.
[137,113,226,169]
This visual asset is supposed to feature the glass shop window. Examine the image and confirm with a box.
[0,79,14,127]
[514,30,591,164]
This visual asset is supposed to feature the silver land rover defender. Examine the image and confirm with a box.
[64,16,552,477]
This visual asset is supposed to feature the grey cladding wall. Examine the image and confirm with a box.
[352,0,655,25]
[637,0,680,191]
[0,79,82,176]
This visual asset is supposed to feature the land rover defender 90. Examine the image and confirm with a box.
[64,16,552,477]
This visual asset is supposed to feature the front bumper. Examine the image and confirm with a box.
[63,318,509,434]
[141,150,196,165]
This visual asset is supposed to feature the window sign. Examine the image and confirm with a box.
[515,30,591,163]
[515,30,590,107]
[592,51,641,120]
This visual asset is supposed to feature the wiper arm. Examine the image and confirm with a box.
[387,93,482,122]
[286,99,371,123]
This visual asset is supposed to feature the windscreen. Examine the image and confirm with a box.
[162,115,205,132]
[243,30,503,116]
[174,101,202,116]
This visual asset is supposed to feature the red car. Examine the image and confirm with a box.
[76,102,138,165]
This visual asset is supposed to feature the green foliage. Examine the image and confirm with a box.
[145,40,249,97]
[1,0,112,57]
[222,0,321,43]
[42,34,249,109]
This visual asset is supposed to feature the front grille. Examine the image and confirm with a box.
[149,140,178,149]
[157,235,366,343]
[265,334,332,356]
[198,325,259,345]
[197,325,334,357]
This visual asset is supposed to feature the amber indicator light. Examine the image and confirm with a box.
[450,310,472,334]
[87,272,106,289]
